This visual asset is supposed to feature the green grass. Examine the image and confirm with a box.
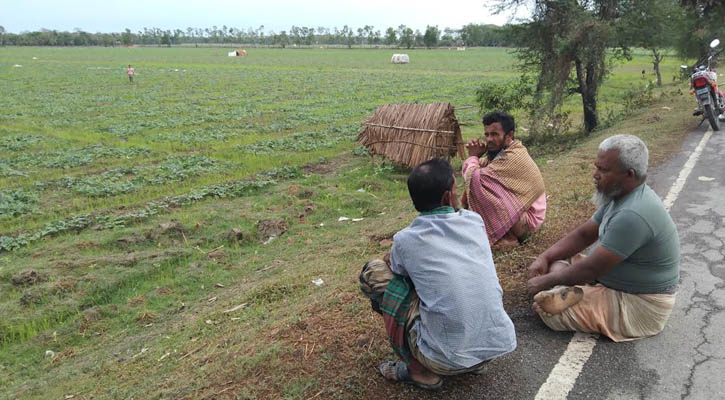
[0,46,696,399]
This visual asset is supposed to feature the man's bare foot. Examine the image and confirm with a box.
[533,286,584,315]
[409,368,442,386]
[493,235,519,249]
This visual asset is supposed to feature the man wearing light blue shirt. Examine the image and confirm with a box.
[359,158,517,390]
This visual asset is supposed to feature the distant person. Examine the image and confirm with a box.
[642,69,646,79]
[462,111,546,247]
[527,134,680,342]
[359,158,516,390]
[126,64,135,83]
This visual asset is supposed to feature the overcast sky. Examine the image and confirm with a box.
[1,0,530,34]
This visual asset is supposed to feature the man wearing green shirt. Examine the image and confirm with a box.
[526,134,680,342]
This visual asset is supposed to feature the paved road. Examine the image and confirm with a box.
[450,124,725,399]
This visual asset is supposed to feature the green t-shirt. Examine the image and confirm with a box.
[591,183,680,294]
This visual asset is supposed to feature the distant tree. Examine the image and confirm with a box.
[384,27,396,45]
[121,28,132,46]
[364,25,374,46]
[459,23,484,46]
[356,27,364,45]
[440,27,457,46]
[423,25,439,48]
[373,30,382,45]
[278,30,289,48]
[0,26,5,46]
[399,26,414,49]
[305,27,315,45]
[414,29,424,47]
[620,0,682,87]
[161,31,171,47]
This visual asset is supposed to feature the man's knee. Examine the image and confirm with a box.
[359,259,393,313]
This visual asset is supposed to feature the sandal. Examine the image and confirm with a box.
[378,361,443,391]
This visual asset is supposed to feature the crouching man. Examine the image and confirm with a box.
[527,135,680,342]
[359,158,516,390]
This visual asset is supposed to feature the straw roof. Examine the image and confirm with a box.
[357,102,465,167]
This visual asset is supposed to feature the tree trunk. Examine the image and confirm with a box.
[576,59,599,133]
[652,49,663,87]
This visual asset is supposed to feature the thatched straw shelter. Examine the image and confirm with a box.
[357,102,465,167]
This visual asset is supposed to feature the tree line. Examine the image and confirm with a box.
[0,23,515,48]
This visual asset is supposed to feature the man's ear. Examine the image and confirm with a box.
[440,190,451,207]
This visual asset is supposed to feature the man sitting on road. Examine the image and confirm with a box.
[462,111,546,247]
[527,134,680,342]
[359,158,516,390]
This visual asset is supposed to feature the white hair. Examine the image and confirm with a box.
[598,134,648,179]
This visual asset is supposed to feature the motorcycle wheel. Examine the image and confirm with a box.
[704,103,720,131]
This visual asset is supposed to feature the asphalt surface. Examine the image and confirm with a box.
[449,123,725,399]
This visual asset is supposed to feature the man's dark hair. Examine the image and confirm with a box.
[407,158,454,212]
[482,111,515,135]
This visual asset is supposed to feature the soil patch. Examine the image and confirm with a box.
[11,269,44,286]
[256,219,289,241]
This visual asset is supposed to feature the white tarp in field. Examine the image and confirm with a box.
[391,54,410,64]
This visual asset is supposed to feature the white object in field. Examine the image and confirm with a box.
[312,278,325,287]
[228,51,237,57]
[391,54,410,64]
[457,47,466,51]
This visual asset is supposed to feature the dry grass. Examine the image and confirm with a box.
[358,102,465,167]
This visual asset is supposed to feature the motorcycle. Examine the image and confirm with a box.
[682,38,725,131]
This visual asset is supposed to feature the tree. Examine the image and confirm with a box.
[0,26,5,46]
[677,0,725,61]
[620,0,682,87]
[423,25,439,48]
[440,27,457,46]
[498,0,629,134]
[364,25,375,46]
[161,31,171,47]
[459,23,484,46]
[121,28,132,46]
[400,25,414,49]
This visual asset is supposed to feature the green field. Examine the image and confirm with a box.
[0,46,692,399]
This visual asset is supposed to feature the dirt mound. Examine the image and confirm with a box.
[256,219,289,241]
[225,228,244,243]
[287,184,315,199]
[11,269,44,286]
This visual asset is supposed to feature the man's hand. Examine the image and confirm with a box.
[526,274,552,297]
[466,138,486,158]
[383,251,391,266]
[528,255,549,278]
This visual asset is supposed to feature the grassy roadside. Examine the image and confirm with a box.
[0,85,696,399]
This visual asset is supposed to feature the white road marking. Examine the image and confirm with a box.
[662,128,714,212]
[534,128,713,399]
[535,333,598,400]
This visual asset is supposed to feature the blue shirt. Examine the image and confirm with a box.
[389,208,517,369]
